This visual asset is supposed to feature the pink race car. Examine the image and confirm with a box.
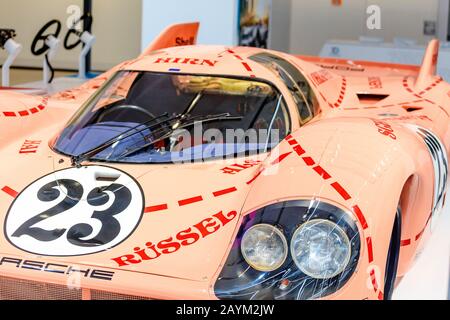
[0,22,448,300]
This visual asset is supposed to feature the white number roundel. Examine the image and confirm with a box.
[5,166,144,256]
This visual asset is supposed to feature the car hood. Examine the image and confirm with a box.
[0,127,264,282]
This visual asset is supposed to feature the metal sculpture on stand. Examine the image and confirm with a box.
[30,20,62,85]
[0,29,22,87]
[64,13,95,79]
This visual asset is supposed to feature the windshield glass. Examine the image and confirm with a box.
[53,71,290,164]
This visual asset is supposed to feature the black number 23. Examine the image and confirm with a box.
[12,179,132,247]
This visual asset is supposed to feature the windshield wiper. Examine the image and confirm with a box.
[70,92,209,167]
[117,113,243,159]
[70,112,173,167]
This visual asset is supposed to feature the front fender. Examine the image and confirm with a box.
[239,117,433,299]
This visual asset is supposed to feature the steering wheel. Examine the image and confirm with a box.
[98,105,174,153]
[0,29,16,49]
[31,20,62,56]
[64,13,93,50]
[97,105,156,123]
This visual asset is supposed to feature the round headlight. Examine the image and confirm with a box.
[291,219,351,279]
[241,224,288,272]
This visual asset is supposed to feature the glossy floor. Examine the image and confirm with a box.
[393,200,450,300]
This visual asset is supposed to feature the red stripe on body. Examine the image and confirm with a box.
[366,237,374,263]
[241,62,253,72]
[352,205,369,229]
[330,182,351,200]
[213,187,237,197]
[313,166,331,180]
[271,152,292,165]
[1,186,18,198]
[302,157,316,166]
[246,169,264,185]
[145,204,168,213]
[400,239,411,246]
[178,196,204,206]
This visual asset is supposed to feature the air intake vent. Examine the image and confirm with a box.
[357,93,390,104]
[403,106,423,112]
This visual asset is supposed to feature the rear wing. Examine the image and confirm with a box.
[296,40,440,84]
[140,22,200,57]
[296,55,420,78]
[415,39,439,89]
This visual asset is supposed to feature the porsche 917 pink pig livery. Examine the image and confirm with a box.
[0,22,448,300]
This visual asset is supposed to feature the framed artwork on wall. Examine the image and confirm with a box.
[238,0,271,48]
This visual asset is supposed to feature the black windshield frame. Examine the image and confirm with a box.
[51,71,292,165]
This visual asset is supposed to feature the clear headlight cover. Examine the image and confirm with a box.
[291,219,351,279]
[241,224,288,272]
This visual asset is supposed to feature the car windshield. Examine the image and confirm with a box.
[53,71,290,164]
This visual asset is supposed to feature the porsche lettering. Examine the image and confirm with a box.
[0,256,114,281]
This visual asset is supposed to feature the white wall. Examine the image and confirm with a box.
[289,0,440,55]
[364,0,439,43]
[0,0,142,71]
[141,0,238,49]
[270,0,292,52]
[289,0,367,55]
[91,0,142,70]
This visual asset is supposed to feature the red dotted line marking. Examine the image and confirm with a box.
[369,268,382,299]
[402,77,448,115]
[313,166,331,180]
[285,135,383,299]
[400,239,411,247]
[353,205,368,229]
[343,99,425,111]
[318,77,347,109]
[330,182,352,201]
[246,169,264,185]
[245,150,294,185]
[1,96,48,118]
[227,49,256,78]
[271,152,293,165]
[144,151,293,213]
[402,77,418,95]
[178,196,203,207]
[418,77,443,96]
[144,204,168,213]
[378,291,384,300]
[213,187,238,197]
[400,215,431,246]
[366,237,374,263]
[403,77,444,98]
[1,186,18,198]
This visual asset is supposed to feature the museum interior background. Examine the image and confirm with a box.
[0,0,447,72]
[0,0,449,300]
